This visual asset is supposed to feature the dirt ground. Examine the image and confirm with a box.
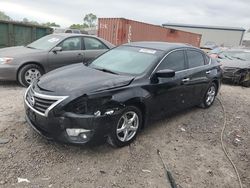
[0,82,249,188]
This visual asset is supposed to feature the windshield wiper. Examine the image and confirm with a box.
[224,54,233,60]
[26,46,36,49]
[232,56,246,61]
[95,68,118,75]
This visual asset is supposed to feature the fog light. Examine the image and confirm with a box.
[66,128,90,137]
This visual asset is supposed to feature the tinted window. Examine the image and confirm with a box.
[157,50,185,72]
[84,37,108,50]
[58,37,81,51]
[187,50,205,68]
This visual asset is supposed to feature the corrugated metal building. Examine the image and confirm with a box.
[98,18,201,47]
[0,20,52,48]
[162,23,245,47]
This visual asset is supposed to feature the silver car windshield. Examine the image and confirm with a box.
[89,46,162,75]
[26,35,63,50]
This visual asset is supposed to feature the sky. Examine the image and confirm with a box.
[0,0,249,29]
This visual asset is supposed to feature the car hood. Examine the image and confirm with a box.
[37,63,135,95]
[221,59,250,69]
[0,46,43,57]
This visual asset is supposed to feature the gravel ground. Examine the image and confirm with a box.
[0,82,249,188]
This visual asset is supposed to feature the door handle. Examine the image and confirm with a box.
[182,78,190,82]
[206,70,211,74]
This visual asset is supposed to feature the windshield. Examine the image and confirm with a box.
[89,46,162,75]
[220,51,250,61]
[26,35,63,50]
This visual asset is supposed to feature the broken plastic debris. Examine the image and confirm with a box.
[142,169,151,173]
[17,178,30,183]
[235,138,241,142]
[0,138,9,144]
[180,128,186,132]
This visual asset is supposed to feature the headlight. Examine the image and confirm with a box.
[0,57,13,64]
[64,96,112,115]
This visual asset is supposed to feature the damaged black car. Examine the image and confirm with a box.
[24,42,222,147]
[220,50,250,87]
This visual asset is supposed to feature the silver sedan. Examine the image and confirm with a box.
[0,33,114,87]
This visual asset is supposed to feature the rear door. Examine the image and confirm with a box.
[82,37,109,64]
[184,49,211,105]
[48,36,84,70]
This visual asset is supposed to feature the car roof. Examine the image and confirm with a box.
[123,41,195,52]
[51,33,91,37]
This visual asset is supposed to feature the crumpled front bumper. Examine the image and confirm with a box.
[222,67,250,87]
[25,103,120,145]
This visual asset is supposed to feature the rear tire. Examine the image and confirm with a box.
[18,64,43,87]
[199,82,217,108]
[107,106,142,147]
[242,80,250,87]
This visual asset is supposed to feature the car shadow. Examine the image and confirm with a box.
[0,81,22,88]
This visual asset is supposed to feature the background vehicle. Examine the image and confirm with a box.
[53,28,81,34]
[0,33,114,87]
[24,42,222,147]
[209,47,250,60]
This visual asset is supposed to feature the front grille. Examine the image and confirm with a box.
[25,86,68,116]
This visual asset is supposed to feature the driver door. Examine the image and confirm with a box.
[48,37,84,71]
[148,50,193,117]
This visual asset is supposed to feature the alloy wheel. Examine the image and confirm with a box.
[116,111,139,142]
[206,85,216,106]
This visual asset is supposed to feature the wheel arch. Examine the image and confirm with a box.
[211,79,219,95]
[16,62,45,80]
[123,98,147,129]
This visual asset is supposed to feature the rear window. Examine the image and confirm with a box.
[187,50,205,68]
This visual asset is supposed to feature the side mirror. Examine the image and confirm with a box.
[155,69,175,78]
[52,46,62,53]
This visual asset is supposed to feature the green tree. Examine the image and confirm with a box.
[83,13,97,27]
[0,11,11,21]
[70,23,88,29]
[42,22,60,27]
[22,18,39,25]
[22,18,29,23]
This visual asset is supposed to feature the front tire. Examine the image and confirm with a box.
[107,106,142,147]
[200,82,217,108]
[18,64,43,87]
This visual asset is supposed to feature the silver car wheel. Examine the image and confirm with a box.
[206,86,216,106]
[116,111,139,142]
[24,68,41,84]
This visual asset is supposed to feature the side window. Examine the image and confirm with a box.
[205,55,210,64]
[58,37,81,51]
[157,50,186,72]
[84,37,108,50]
[187,50,205,68]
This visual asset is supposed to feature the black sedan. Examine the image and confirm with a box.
[24,42,222,147]
[0,33,114,87]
